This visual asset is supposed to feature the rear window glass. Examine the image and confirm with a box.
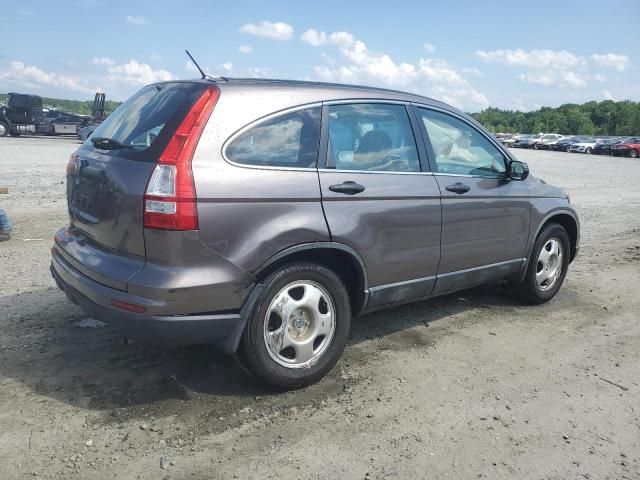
[88,82,206,153]
[226,107,321,168]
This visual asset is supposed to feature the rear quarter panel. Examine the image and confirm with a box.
[191,87,330,273]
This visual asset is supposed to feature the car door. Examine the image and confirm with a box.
[318,101,442,310]
[413,106,530,295]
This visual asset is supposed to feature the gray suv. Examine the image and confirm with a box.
[51,79,580,389]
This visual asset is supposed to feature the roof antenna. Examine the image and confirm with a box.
[186,49,207,79]
[185,50,228,82]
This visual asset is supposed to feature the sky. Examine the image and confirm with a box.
[1,0,638,112]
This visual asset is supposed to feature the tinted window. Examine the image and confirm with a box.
[419,108,506,177]
[328,103,419,172]
[226,107,321,168]
[9,95,27,109]
[89,82,206,152]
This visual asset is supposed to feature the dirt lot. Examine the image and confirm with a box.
[0,136,638,480]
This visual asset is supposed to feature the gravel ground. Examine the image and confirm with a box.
[0,137,639,480]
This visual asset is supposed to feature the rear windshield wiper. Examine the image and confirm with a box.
[90,137,133,150]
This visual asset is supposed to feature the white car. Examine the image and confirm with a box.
[536,134,564,150]
[569,138,604,154]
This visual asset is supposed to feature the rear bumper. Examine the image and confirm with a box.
[51,244,260,353]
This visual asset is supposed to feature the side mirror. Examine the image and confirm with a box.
[508,160,529,181]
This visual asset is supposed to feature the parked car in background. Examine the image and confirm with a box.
[502,134,521,147]
[611,138,640,158]
[553,136,580,152]
[592,138,624,155]
[50,78,580,389]
[513,134,543,148]
[77,123,99,141]
[494,133,514,143]
[569,138,603,154]
[534,134,563,150]
[40,113,88,135]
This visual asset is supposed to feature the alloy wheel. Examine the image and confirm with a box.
[536,238,563,291]
[263,281,336,369]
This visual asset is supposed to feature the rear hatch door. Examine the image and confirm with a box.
[62,81,209,286]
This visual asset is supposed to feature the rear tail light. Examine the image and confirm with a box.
[143,86,220,230]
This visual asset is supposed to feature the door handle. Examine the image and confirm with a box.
[445,182,471,194]
[328,181,365,195]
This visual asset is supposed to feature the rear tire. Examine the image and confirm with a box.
[630,149,638,158]
[514,223,570,305]
[241,262,351,390]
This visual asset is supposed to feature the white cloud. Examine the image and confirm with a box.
[0,61,93,94]
[591,53,629,72]
[311,31,488,110]
[220,62,233,73]
[125,15,147,26]
[0,58,180,101]
[247,66,271,77]
[476,48,585,69]
[462,67,483,77]
[301,29,327,47]
[238,45,252,54]
[91,57,115,66]
[517,72,555,87]
[423,43,436,54]
[561,70,587,88]
[603,90,614,101]
[247,67,273,78]
[107,60,174,85]
[239,21,293,40]
[517,70,586,88]
[475,48,631,93]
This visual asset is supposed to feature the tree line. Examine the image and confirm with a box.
[0,94,121,116]
[471,100,640,136]
[3,92,639,136]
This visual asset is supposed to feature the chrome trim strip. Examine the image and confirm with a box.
[436,258,526,278]
[433,172,506,179]
[369,275,436,292]
[318,168,434,176]
[323,99,410,106]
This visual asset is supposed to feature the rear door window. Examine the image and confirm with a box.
[226,107,321,168]
[88,82,209,160]
[327,103,420,172]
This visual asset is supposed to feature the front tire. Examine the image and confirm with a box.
[586,147,592,154]
[0,121,9,137]
[630,149,639,158]
[515,223,571,305]
[241,262,351,389]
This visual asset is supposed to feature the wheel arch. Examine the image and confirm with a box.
[534,211,579,263]
[254,242,369,316]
